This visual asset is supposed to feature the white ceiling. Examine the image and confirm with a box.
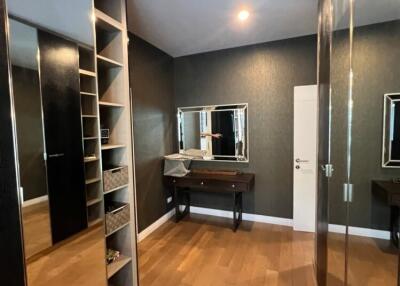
[127,0,400,58]
[127,0,319,57]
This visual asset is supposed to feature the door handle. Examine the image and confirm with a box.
[48,153,65,159]
[295,158,309,163]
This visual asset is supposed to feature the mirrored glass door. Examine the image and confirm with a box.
[323,0,400,285]
[347,1,400,285]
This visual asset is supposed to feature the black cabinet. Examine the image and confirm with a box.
[38,31,87,243]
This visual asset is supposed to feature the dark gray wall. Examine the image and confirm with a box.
[174,35,317,218]
[129,34,175,232]
[329,21,400,230]
[12,65,48,201]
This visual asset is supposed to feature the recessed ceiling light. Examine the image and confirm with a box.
[238,10,250,21]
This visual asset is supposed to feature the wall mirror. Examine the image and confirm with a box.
[8,6,107,286]
[9,18,52,260]
[178,103,248,162]
[382,93,400,168]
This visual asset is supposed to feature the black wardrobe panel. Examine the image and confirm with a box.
[0,1,26,285]
[38,30,87,243]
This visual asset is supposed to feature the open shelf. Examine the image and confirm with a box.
[93,0,135,284]
[87,197,103,207]
[107,255,131,279]
[95,9,122,31]
[105,222,129,238]
[94,0,122,22]
[79,46,95,72]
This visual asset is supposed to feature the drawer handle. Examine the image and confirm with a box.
[200,181,204,186]
[232,184,236,188]
[173,179,176,183]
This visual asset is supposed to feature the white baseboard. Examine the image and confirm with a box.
[188,206,293,227]
[137,206,390,243]
[328,224,390,240]
[22,195,48,207]
[138,209,175,242]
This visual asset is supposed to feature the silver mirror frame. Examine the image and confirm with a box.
[177,103,249,163]
[382,93,400,168]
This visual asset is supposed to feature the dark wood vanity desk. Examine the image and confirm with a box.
[372,180,400,247]
[165,172,255,231]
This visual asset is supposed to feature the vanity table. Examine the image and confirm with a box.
[165,172,255,231]
[372,180,400,247]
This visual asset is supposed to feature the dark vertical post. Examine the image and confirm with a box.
[316,0,332,285]
[0,0,26,285]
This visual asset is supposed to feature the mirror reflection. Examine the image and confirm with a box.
[9,16,107,286]
[10,19,52,259]
[178,104,248,161]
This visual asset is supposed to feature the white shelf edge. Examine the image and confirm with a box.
[86,177,101,185]
[104,184,129,195]
[97,54,123,68]
[79,69,97,77]
[80,91,97,97]
[99,101,125,108]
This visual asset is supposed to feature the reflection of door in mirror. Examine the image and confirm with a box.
[211,110,235,156]
[9,19,52,259]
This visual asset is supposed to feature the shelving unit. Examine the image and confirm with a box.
[93,0,137,284]
[78,45,104,228]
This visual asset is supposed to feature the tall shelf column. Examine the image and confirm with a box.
[92,0,137,284]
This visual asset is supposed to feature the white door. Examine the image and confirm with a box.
[293,85,318,232]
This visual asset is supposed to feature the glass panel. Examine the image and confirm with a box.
[327,0,352,284]
[347,0,400,285]
[7,8,108,286]
[9,18,52,259]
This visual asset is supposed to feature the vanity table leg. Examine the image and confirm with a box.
[233,192,241,232]
[390,206,399,247]
[238,192,243,224]
[174,186,180,223]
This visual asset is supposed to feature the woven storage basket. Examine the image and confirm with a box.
[105,202,130,235]
[103,166,128,192]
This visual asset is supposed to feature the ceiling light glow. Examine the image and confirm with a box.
[238,10,249,21]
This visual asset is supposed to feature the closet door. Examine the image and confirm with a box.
[38,30,87,243]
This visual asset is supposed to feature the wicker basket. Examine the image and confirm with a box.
[105,202,130,235]
[103,166,128,192]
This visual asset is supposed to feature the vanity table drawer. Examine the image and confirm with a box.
[210,180,248,192]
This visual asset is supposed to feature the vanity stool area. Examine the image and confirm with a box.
[165,172,255,231]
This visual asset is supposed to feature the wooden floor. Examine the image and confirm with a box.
[138,214,316,286]
[27,225,107,286]
[22,201,52,258]
[327,232,398,286]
